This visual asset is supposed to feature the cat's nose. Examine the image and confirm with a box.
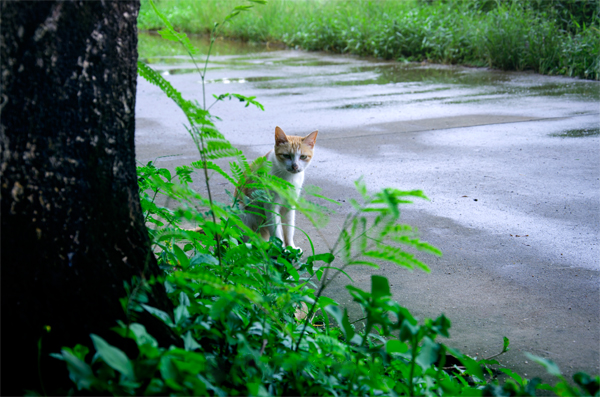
[292,163,299,171]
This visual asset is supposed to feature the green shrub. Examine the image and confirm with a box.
[44,2,600,395]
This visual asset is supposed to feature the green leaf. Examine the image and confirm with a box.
[399,320,419,341]
[61,350,99,391]
[159,355,179,382]
[182,331,202,351]
[142,304,175,327]
[174,304,190,325]
[90,334,135,380]
[58,344,90,362]
[525,353,562,377]
[324,305,355,341]
[157,168,172,181]
[499,368,524,385]
[119,323,158,349]
[179,291,190,307]
[317,296,338,308]
[503,336,510,352]
[319,266,353,282]
[386,339,408,354]
[458,354,485,381]
[172,244,190,268]
[416,337,440,370]
[371,275,391,299]
[307,252,335,265]
[190,253,219,266]
[157,27,179,42]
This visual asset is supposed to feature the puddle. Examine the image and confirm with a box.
[550,127,600,138]
[269,59,349,67]
[353,64,511,85]
[139,30,600,108]
[336,101,386,109]
[138,31,275,59]
[205,76,283,84]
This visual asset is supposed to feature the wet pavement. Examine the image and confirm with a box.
[136,34,600,382]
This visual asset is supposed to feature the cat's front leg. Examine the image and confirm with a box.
[266,203,285,243]
[281,207,300,251]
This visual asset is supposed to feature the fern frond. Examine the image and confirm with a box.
[205,148,244,160]
[149,0,201,56]
[390,236,443,256]
[191,160,237,187]
[364,245,430,272]
[137,61,211,127]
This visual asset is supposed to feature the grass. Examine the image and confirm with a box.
[139,0,599,80]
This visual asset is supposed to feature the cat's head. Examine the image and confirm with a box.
[273,126,318,174]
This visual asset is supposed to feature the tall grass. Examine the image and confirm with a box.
[139,0,599,80]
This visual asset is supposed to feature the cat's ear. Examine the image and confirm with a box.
[275,126,288,146]
[302,130,318,148]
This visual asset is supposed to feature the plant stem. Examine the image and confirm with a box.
[197,127,223,269]
[409,334,418,396]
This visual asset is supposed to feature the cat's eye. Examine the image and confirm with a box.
[300,155,307,160]
[282,154,291,159]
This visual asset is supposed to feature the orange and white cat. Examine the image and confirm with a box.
[237,126,318,250]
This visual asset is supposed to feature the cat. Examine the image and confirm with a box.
[236,126,318,250]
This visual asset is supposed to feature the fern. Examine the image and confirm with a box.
[148,0,201,57]
[191,161,238,187]
[137,61,211,128]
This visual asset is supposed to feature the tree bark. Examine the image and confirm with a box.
[1,2,176,394]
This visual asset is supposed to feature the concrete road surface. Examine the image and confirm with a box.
[136,39,599,382]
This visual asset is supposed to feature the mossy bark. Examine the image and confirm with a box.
[1,2,176,394]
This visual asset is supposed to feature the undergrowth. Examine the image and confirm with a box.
[42,1,600,396]
[139,0,599,80]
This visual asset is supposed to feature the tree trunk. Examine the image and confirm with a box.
[1,2,176,394]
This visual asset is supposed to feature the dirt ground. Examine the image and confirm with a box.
[136,43,600,383]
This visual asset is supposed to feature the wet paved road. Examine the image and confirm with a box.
[136,36,599,381]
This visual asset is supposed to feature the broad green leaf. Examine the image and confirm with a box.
[190,253,219,266]
[400,320,419,341]
[317,296,338,308]
[182,331,201,351]
[90,334,135,380]
[386,339,408,354]
[159,355,179,381]
[142,304,175,327]
[58,344,90,362]
[174,304,190,325]
[122,323,158,348]
[324,305,355,341]
[416,337,440,370]
[307,252,335,265]
[157,168,172,181]
[499,368,524,385]
[172,244,190,268]
[179,291,190,307]
[458,354,485,381]
[371,275,391,299]
[525,353,562,377]
[61,350,99,390]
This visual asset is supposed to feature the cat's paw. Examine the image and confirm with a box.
[287,245,303,255]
